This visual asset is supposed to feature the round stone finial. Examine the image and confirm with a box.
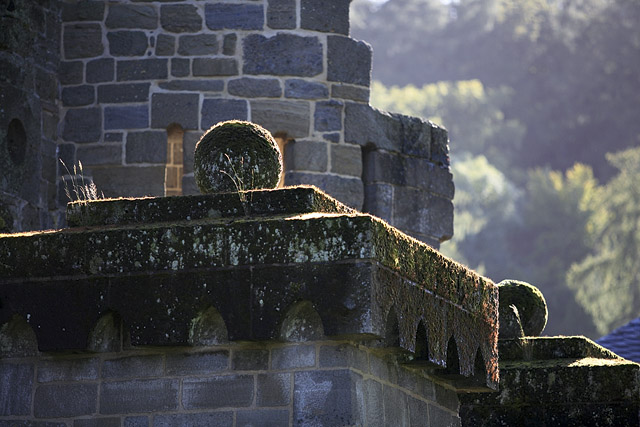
[194,120,283,194]
[497,279,548,337]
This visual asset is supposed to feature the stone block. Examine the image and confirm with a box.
[160,4,202,33]
[399,115,431,158]
[0,363,33,415]
[182,375,254,409]
[104,133,122,142]
[62,1,105,22]
[363,150,404,185]
[315,100,343,132]
[363,183,393,223]
[319,344,351,368]
[268,0,296,29]
[205,4,264,30]
[222,34,237,56]
[100,379,179,414]
[159,80,223,92]
[34,383,97,418]
[87,58,114,83]
[330,144,362,177]
[284,140,327,172]
[106,4,157,30]
[182,131,199,175]
[271,345,315,370]
[126,131,166,164]
[430,404,460,427]
[201,99,247,129]
[155,34,175,56]
[408,397,429,427]
[59,61,83,85]
[285,172,363,210]
[92,166,165,198]
[323,133,340,143]
[344,103,402,152]
[294,370,355,426]
[228,78,281,98]
[36,69,58,103]
[250,100,310,138]
[108,31,148,56]
[285,79,328,99]
[331,84,370,102]
[394,187,453,240]
[102,355,163,379]
[104,105,148,130]
[178,34,218,56]
[151,93,199,130]
[124,416,148,427]
[171,58,189,77]
[77,144,123,166]
[431,125,450,167]
[301,0,350,35]
[62,85,95,107]
[383,386,409,425]
[165,351,229,375]
[62,107,101,143]
[435,383,460,412]
[232,348,269,371]
[74,418,120,427]
[37,357,99,383]
[328,36,372,87]
[361,379,384,427]
[117,59,168,81]
[154,413,233,427]
[43,110,59,141]
[237,409,290,427]
[64,23,103,59]
[257,373,291,406]
[192,58,237,77]
[98,83,150,104]
[243,34,323,77]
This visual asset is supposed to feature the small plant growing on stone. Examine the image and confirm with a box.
[59,159,104,204]
[219,153,253,215]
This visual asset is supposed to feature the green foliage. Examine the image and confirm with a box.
[568,147,640,335]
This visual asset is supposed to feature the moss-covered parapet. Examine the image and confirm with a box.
[0,186,498,389]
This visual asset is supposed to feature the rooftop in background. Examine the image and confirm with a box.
[597,317,640,363]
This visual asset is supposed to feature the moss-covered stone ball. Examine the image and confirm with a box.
[497,279,548,337]
[194,120,282,194]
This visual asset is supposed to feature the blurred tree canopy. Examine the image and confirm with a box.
[355,0,640,337]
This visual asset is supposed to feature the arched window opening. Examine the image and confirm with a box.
[273,131,290,188]
[165,124,184,196]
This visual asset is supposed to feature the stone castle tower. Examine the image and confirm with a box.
[0,0,453,248]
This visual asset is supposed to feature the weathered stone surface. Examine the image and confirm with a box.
[34,383,97,418]
[159,80,223,92]
[74,417,121,427]
[171,58,189,77]
[188,307,229,346]
[100,379,178,414]
[257,373,291,406]
[104,133,122,142]
[272,345,315,369]
[86,58,114,83]
[279,301,325,342]
[151,93,199,130]
[117,59,167,81]
[284,139,328,172]
[0,315,38,358]
[205,4,264,30]
[498,304,524,340]
[126,131,166,164]
[107,31,148,56]
[97,83,150,104]
[344,103,402,151]
[236,410,289,426]
[222,33,237,56]
[363,183,393,223]
[323,133,341,143]
[103,355,163,379]
[64,23,103,59]
[243,34,323,77]
[59,61,83,85]
[192,58,237,77]
[62,107,101,143]
[285,79,328,99]
[0,363,33,415]
[331,84,370,102]
[61,85,94,107]
[201,99,248,129]
[393,187,453,240]
[233,348,269,371]
[498,280,548,337]
[106,4,157,30]
[160,4,202,33]
[165,351,228,376]
[62,1,105,22]
[91,166,165,198]
[154,413,233,427]
[104,105,148,130]
[178,35,218,56]
[228,78,281,98]
[251,100,310,138]
[182,375,253,409]
[431,125,450,167]
[301,0,350,35]
[77,144,122,166]
[267,0,296,29]
[331,143,362,177]
[294,370,355,426]
[328,36,372,86]
[155,34,175,56]
[285,172,363,210]
[315,100,343,132]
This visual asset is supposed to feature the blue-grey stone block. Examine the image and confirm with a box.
[102,355,163,379]
[62,107,102,143]
[126,131,166,164]
[222,33,237,55]
[284,139,327,172]
[285,79,328,99]
[100,379,179,414]
[232,348,269,371]
[159,80,223,92]
[171,58,189,77]
[315,100,343,132]
[363,183,393,223]
[228,78,282,98]
[250,100,310,139]
[182,375,254,409]
[293,370,355,426]
[106,4,157,30]
[124,416,149,427]
[237,409,290,427]
[108,31,148,56]
[117,59,168,81]
[160,4,202,33]
[104,105,148,130]
[257,373,291,406]
[331,84,370,102]
[98,83,150,103]
[62,1,105,22]
[271,345,315,369]
[243,34,323,77]
[104,132,122,142]
[178,34,218,56]
[408,397,430,427]
[62,85,95,107]
[64,23,103,59]
[59,61,83,85]
[37,357,99,382]
[205,4,264,30]
[192,58,238,76]
[151,93,199,130]
[165,351,229,375]
[323,133,340,143]
[0,363,33,415]
[74,418,120,427]
[154,413,233,427]
[156,34,175,56]
[383,385,409,426]
[201,99,248,129]
[301,0,350,35]
[362,379,384,427]
[267,0,296,29]
[34,383,97,418]
[77,144,122,166]
[86,58,114,83]
[285,172,363,210]
[328,36,372,86]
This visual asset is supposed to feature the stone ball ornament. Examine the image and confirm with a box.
[194,120,283,194]
[497,279,548,337]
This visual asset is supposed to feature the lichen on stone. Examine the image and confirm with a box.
[194,120,282,194]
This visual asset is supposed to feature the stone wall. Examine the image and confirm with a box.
[0,0,61,231]
[0,340,461,427]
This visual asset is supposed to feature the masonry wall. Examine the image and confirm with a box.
[0,340,461,427]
